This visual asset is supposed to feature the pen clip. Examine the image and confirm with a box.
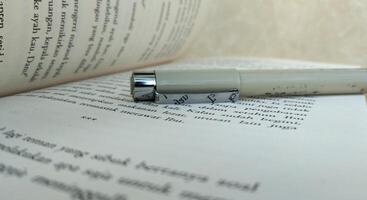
[155,89,240,104]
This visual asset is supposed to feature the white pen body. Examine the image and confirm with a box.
[154,68,367,97]
[155,69,240,93]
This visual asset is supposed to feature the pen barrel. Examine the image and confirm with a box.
[153,68,367,99]
[155,69,240,93]
[239,68,367,96]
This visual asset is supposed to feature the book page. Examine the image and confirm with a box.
[0,0,209,96]
[0,58,367,200]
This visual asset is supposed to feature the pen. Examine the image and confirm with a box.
[130,68,367,104]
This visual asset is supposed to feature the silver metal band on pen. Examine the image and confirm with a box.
[130,72,240,104]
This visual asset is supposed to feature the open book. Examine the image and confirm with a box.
[1,1,367,200]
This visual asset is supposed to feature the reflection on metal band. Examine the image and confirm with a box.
[155,89,240,104]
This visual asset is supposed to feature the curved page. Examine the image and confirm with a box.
[0,0,209,96]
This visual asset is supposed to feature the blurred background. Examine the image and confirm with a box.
[183,0,367,67]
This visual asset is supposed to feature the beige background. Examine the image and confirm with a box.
[183,0,367,67]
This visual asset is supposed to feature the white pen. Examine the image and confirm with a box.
[130,68,367,104]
